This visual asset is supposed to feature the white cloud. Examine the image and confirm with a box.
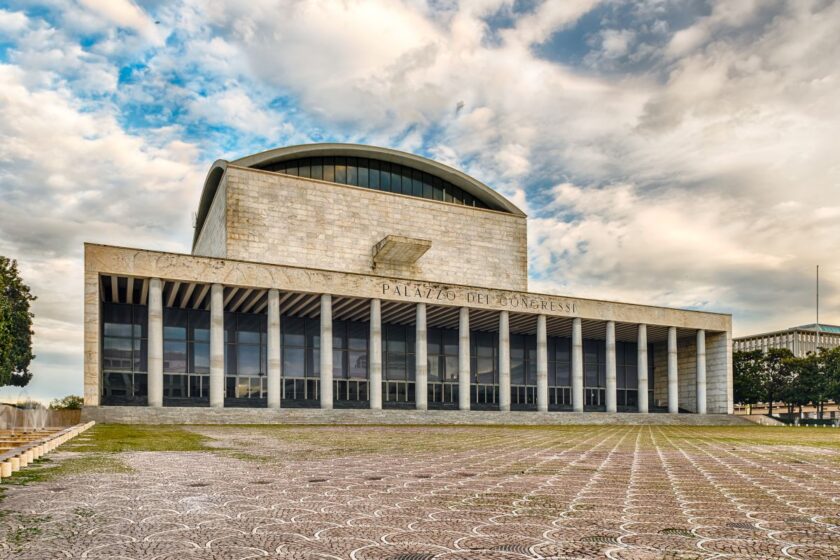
[0,8,28,32]
[78,0,162,43]
[0,62,204,403]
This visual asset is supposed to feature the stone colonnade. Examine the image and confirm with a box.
[143,282,709,413]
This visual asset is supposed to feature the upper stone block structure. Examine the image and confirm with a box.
[85,143,734,419]
[193,144,529,292]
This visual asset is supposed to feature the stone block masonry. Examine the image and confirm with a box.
[196,166,529,292]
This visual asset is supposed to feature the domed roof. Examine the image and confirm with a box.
[194,143,525,248]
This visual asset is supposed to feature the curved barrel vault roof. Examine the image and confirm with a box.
[193,143,526,249]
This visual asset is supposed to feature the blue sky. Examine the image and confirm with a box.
[1,0,839,402]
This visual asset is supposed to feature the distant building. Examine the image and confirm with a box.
[733,324,840,357]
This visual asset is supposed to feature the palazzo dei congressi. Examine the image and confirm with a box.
[84,143,733,416]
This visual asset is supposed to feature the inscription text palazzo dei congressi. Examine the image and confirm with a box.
[380,282,578,314]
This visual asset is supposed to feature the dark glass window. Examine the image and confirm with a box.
[508,334,537,386]
[583,339,606,387]
[616,341,638,389]
[357,159,369,188]
[384,324,415,381]
[163,308,209,375]
[347,160,358,185]
[549,336,571,386]
[379,161,391,191]
[310,157,323,180]
[101,302,148,400]
[332,319,369,379]
[335,157,347,184]
[282,315,324,378]
[471,331,497,385]
[225,312,267,377]
[323,157,335,182]
[368,160,380,189]
[427,327,459,382]
[259,156,495,210]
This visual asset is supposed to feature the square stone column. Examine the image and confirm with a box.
[209,283,225,408]
[266,289,281,409]
[637,324,648,413]
[605,320,617,413]
[668,326,679,413]
[572,317,583,412]
[498,311,510,412]
[320,294,333,409]
[369,299,382,410]
[696,329,707,414]
[415,302,428,411]
[458,307,470,411]
[536,314,548,412]
[147,278,163,407]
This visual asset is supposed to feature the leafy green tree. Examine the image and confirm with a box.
[733,350,763,412]
[49,395,84,410]
[807,350,834,418]
[0,257,36,386]
[784,355,815,420]
[759,348,795,417]
[819,347,840,418]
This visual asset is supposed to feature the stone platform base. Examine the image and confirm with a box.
[82,406,751,426]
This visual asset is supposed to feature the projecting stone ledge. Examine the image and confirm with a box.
[373,235,432,265]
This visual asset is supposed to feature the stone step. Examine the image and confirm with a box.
[83,407,752,426]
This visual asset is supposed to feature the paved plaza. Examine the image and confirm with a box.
[1,424,839,559]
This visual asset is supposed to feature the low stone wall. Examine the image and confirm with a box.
[82,406,751,426]
[738,414,787,426]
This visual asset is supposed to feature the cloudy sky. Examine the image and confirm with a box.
[1,0,838,402]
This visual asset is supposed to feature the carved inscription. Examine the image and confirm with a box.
[380,282,577,315]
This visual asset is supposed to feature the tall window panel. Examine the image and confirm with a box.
[383,323,415,404]
[427,327,459,405]
[616,341,638,409]
[583,339,606,408]
[333,319,369,403]
[281,315,320,403]
[548,336,572,407]
[470,330,498,405]
[101,302,147,404]
[510,333,537,406]
[162,308,210,402]
[224,312,267,401]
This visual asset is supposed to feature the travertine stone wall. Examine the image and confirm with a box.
[653,342,667,408]
[83,268,99,406]
[200,166,528,291]
[193,176,227,258]
[706,331,733,414]
[653,338,699,413]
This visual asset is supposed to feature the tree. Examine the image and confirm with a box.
[784,355,815,420]
[49,395,84,410]
[0,257,36,386]
[820,347,840,417]
[733,350,764,411]
[759,348,795,417]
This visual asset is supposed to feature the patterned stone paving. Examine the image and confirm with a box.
[1,425,839,559]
